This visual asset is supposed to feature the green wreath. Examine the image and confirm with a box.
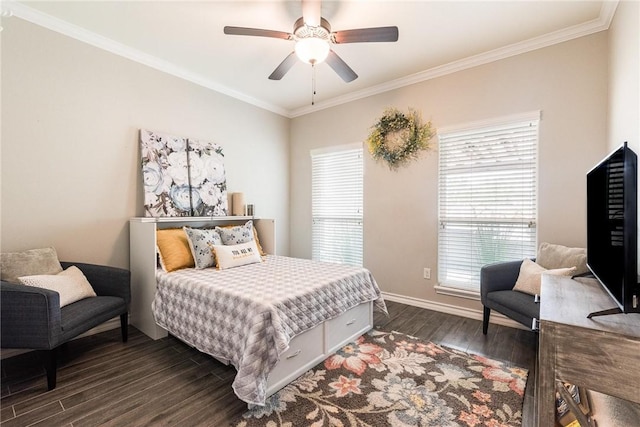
[366,108,435,169]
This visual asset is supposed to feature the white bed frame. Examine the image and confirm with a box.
[129,217,374,398]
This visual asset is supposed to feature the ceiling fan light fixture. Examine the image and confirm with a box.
[224,6,397,83]
[295,37,330,64]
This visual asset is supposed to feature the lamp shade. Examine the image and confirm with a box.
[295,38,330,64]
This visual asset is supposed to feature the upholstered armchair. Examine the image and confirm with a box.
[480,259,540,334]
[1,261,131,390]
[480,243,588,335]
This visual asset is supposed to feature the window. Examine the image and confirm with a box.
[311,144,363,266]
[437,112,539,296]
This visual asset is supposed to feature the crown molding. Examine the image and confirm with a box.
[3,0,618,119]
[2,0,290,117]
[290,1,619,118]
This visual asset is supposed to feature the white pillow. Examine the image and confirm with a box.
[19,266,97,307]
[211,240,262,270]
[513,259,576,296]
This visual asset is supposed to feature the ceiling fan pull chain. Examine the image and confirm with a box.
[312,63,316,105]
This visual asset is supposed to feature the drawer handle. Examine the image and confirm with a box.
[286,349,301,359]
[346,319,356,326]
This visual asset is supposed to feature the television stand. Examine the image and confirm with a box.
[537,275,640,426]
[586,307,622,318]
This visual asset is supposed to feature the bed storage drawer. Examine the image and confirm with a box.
[267,323,325,392]
[326,301,372,353]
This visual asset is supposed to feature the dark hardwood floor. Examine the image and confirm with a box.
[1,301,537,426]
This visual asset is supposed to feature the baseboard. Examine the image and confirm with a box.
[1,317,123,360]
[381,291,529,331]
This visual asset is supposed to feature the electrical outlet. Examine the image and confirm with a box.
[423,268,431,280]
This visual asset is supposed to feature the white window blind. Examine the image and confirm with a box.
[311,145,363,266]
[438,115,539,293]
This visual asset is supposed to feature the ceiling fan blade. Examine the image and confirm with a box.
[269,52,298,80]
[332,26,399,44]
[326,50,358,83]
[224,26,292,40]
[301,0,321,27]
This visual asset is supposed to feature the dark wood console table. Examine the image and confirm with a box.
[537,275,640,426]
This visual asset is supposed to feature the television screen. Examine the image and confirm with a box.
[586,142,638,315]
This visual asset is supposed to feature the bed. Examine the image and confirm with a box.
[129,217,386,406]
[129,216,386,404]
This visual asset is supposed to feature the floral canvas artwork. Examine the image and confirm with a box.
[140,129,190,216]
[140,129,228,217]
[187,138,228,216]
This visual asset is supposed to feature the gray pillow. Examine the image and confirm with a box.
[537,242,588,275]
[0,247,63,284]
[214,220,266,256]
[183,227,222,269]
[215,220,254,246]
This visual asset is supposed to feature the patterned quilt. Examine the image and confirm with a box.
[152,255,387,405]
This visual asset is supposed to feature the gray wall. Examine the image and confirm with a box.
[607,0,639,154]
[2,3,637,316]
[606,0,639,274]
[1,18,291,268]
[290,33,609,311]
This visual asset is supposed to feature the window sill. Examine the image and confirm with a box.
[434,285,480,301]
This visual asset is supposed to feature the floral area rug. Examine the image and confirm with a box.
[233,330,528,427]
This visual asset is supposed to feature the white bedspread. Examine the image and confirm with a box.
[151,255,386,405]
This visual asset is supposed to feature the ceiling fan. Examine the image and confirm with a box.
[223,0,398,83]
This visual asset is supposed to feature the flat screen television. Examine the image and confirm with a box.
[586,141,639,317]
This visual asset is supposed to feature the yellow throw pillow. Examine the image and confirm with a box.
[156,228,195,272]
[513,259,576,295]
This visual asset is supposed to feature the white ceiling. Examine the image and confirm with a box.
[5,1,615,117]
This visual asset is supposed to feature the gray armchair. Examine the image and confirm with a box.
[480,259,539,334]
[1,261,131,390]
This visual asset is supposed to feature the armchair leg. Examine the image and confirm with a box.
[482,306,490,335]
[44,349,57,390]
[120,313,128,343]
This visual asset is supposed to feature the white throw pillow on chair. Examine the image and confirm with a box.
[19,266,97,307]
